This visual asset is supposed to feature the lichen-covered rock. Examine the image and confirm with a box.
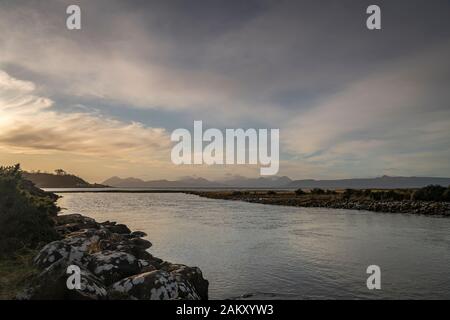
[130,231,147,238]
[29,213,209,300]
[109,270,201,300]
[34,239,92,269]
[160,263,209,300]
[128,237,152,249]
[17,259,107,300]
[88,250,140,285]
[54,214,97,226]
[104,223,131,235]
[95,238,152,260]
[53,214,99,235]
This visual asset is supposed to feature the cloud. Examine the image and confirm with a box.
[0,70,171,163]
[283,43,450,177]
[2,0,447,122]
[1,0,450,179]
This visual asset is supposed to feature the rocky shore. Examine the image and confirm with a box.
[18,213,209,300]
[191,191,450,216]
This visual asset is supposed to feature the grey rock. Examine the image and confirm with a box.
[105,224,131,235]
[88,250,140,285]
[18,259,107,300]
[109,270,201,300]
[130,231,147,238]
[160,263,209,300]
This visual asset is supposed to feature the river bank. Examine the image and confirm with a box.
[190,191,450,216]
[1,165,209,300]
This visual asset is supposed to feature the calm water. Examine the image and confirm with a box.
[57,192,450,299]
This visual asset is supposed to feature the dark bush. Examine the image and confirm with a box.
[325,189,337,195]
[367,190,408,201]
[311,188,325,195]
[343,188,363,199]
[443,187,450,202]
[0,164,59,257]
[267,190,276,195]
[368,191,382,201]
[295,188,306,196]
[231,191,243,196]
[385,190,407,201]
[412,185,447,201]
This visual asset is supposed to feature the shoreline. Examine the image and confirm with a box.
[47,188,450,216]
[189,191,450,216]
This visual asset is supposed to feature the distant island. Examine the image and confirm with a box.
[23,170,108,188]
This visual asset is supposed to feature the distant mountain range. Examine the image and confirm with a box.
[102,175,450,189]
[102,176,224,188]
[103,175,293,189]
[286,176,450,189]
[22,170,450,189]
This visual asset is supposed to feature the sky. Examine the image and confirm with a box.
[1,0,450,182]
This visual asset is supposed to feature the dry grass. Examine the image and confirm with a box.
[0,249,39,300]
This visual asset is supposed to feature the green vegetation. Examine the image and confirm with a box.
[295,188,306,196]
[0,164,60,258]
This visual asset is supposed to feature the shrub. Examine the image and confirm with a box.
[0,164,59,257]
[325,189,337,195]
[367,190,408,201]
[267,190,276,195]
[343,188,363,199]
[385,190,406,201]
[443,187,450,202]
[412,185,447,201]
[295,188,306,196]
[310,188,325,195]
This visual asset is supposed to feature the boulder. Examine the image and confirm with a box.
[17,259,107,300]
[109,270,201,300]
[53,214,100,236]
[130,231,147,238]
[128,237,152,249]
[97,237,152,260]
[34,239,91,269]
[88,251,140,285]
[160,263,209,300]
[34,228,115,269]
[104,224,131,235]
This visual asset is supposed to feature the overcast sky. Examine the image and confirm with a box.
[1,0,449,182]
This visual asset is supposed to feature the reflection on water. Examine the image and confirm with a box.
[57,192,450,299]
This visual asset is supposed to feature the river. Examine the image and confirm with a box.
[56,192,450,299]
